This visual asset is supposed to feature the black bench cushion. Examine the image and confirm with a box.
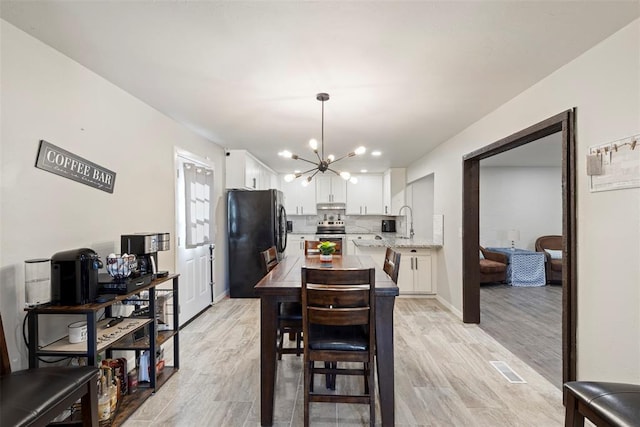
[1,366,97,427]
[564,381,640,427]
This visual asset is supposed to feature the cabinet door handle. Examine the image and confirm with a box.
[385,206,388,214]
[253,177,256,189]
[296,206,299,215]
[415,257,418,270]
[410,257,414,270]
[359,206,362,214]
[300,206,303,215]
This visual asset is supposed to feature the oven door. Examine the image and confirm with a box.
[316,235,345,255]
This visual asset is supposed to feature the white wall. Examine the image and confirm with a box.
[406,174,434,240]
[0,21,228,369]
[407,19,640,382]
[480,167,562,250]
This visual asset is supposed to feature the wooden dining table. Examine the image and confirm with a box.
[254,254,399,426]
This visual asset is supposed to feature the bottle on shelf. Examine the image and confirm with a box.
[106,367,118,415]
[97,369,111,422]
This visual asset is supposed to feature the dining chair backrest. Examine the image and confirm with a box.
[260,246,279,274]
[383,247,401,284]
[302,267,375,329]
[304,240,342,255]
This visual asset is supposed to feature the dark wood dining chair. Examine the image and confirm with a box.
[260,246,302,359]
[383,247,401,284]
[0,314,99,426]
[301,267,376,427]
[304,240,342,255]
[260,246,279,273]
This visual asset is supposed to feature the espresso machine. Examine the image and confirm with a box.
[120,233,170,279]
[51,248,103,305]
[97,233,170,295]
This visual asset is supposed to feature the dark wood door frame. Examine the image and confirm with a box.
[462,109,576,384]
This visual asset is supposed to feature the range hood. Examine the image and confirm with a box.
[316,202,346,211]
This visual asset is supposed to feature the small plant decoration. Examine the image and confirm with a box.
[317,241,336,256]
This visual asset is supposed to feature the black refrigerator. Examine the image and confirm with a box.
[227,189,288,297]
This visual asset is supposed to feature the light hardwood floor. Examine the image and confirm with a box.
[479,284,562,388]
[123,297,564,426]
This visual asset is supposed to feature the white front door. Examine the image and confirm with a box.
[175,151,215,326]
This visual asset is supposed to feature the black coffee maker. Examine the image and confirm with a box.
[121,233,170,279]
[51,248,102,305]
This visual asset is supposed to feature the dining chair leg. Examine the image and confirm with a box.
[369,361,376,427]
[364,362,369,394]
[277,329,284,360]
[296,332,302,356]
[310,361,315,393]
[304,360,312,427]
[324,362,337,390]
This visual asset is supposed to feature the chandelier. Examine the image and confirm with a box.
[280,93,365,186]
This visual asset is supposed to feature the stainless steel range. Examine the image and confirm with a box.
[316,219,345,235]
[316,218,346,252]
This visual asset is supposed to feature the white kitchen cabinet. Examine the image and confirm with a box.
[353,245,386,271]
[316,175,346,203]
[285,234,315,258]
[396,248,434,294]
[346,174,383,215]
[383,168,406,215]
[281,177,317,215]
[346,234,376,255]
[225,149,276,190]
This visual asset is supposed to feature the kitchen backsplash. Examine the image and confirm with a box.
[287,214,400,234]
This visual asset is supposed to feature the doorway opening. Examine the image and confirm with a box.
[461,109,576,385]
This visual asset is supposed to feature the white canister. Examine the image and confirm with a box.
[68,321,88,344]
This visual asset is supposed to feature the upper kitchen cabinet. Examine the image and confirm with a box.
[316,175,346,203]
[280,176,317,215]
[383,168,406,215]
[346,174,383,215]
[225,149,277,190]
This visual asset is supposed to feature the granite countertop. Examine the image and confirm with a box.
[354,234,442,249]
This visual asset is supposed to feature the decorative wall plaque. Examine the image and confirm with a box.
[35,140,116,193]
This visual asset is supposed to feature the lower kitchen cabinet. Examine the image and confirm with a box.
[285,234,315,258]
[397,248,434,294]
[353,245,386,270]
[345,234,377,255]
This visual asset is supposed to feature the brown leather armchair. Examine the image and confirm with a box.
[535,235,562,284]
[479,246,508,284]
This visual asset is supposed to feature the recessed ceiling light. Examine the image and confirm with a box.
[360,169,368,173]
[371,151,382,156]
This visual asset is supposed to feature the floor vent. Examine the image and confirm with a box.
[490,361,527,384]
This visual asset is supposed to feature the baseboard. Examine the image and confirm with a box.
[436,295,462,320]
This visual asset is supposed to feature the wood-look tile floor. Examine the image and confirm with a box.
[479,283,562,389]
[123,297,564,426]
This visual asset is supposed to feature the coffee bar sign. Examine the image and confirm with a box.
[35,140,116,193]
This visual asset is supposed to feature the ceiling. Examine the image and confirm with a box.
[2,1,638,174]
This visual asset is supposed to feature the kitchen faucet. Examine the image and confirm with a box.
[398,205,414,239]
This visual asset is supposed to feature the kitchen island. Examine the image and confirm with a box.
[354,235,441,294]
[353,233,442,249]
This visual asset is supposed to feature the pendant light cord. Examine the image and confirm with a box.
[321,97,325,160]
